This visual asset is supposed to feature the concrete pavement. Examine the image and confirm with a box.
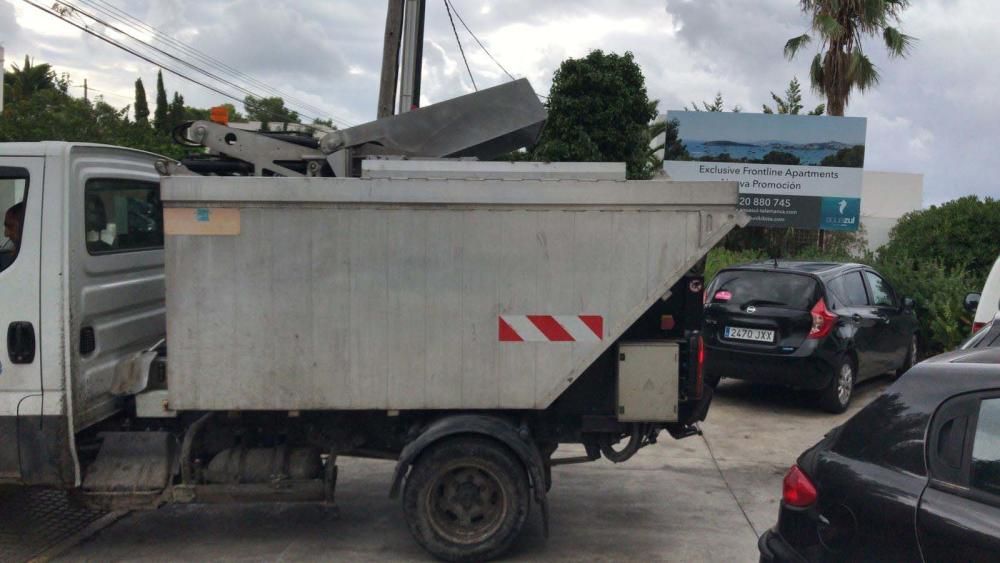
[58,377,889,562]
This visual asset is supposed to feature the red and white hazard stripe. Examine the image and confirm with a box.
[498,315,603,342]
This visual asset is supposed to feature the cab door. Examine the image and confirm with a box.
[0,159,44,481]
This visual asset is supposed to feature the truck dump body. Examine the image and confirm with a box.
[162,164,743,411]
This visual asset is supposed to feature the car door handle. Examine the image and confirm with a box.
[7,321,36,364]
[852,314,862,323]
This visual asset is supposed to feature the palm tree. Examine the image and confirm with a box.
[3,56,57,102]
[784,0,914,116]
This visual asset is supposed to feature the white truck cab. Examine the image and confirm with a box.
[0,142,166,486]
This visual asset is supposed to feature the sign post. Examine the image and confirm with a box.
[663,111,866,231]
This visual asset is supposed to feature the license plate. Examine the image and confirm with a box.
[724,326,775,343]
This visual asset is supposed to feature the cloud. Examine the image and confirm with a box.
[2,0,998,203]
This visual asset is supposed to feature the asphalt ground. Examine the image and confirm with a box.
[30,377,889,562]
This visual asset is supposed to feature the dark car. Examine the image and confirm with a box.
[759,347,1000,562]
[703,261,918,413]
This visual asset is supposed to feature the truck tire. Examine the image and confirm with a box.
[403,436,530,562]
[818,357,855,414]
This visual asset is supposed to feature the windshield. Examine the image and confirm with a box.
[0,170,29,274]
[709,270,819,310]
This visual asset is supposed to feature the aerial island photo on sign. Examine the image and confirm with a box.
[662,111,867,230]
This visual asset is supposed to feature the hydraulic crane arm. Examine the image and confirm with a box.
[169,79,546,178]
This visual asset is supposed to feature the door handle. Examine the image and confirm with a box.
[7,321,36,364]
[852,314,862,323]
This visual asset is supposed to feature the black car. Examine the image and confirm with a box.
[759,347,1000,562]
[703,261,918,413]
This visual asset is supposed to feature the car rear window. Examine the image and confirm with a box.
[709,270,819,310]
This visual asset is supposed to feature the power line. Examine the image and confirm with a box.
[444,0,516,82]
[21,0,317,125]
[83,0,353,126]
[442,0,476,91]
[71,83,132,101]
[56,1,326,122]
[55,0,355,127]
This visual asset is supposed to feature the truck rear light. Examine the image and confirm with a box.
[808,298,836,339]
[972,322,986,334]
[782,465,817,507]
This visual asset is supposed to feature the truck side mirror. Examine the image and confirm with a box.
[902,297,915,312]
[964,293,981,314]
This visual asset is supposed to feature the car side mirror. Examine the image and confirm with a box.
[902,297,915,312]
[964,292,981,314]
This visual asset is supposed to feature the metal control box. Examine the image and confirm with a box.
[617,342,679,422]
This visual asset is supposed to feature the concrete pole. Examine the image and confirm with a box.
[0,45,5,113]
[377,0,405,119]
[397,0,425,114]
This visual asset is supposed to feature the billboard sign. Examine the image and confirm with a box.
[662,111,866,230]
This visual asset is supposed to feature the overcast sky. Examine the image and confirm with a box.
[1,0,997,205]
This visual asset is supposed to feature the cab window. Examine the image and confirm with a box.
[85,179,163,255]
[0,167,29,273]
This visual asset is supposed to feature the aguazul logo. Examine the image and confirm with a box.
[820,197,860,231]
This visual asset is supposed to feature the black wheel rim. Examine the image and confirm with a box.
[426,462,508,544]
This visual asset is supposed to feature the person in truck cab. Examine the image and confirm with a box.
[0,201,24,271]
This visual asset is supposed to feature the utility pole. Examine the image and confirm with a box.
[377,0,404,119]
[0,45,5,113]
[397,0,425,114]
[84,78,88,101]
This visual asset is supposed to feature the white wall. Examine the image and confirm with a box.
[861,171,923,251]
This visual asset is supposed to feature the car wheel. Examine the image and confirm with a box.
[819,358,855,414]
[893,335,918,379]
[403,436,530,562]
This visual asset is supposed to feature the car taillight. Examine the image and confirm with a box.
[696,335,705,397]
[972,322,986,334]
[782,465,818,507]
[808,297,837,339]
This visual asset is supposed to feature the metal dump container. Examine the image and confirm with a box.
[161,162,745,411]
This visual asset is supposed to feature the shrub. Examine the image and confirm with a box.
[872,256,974,355]
[704,248,765,282]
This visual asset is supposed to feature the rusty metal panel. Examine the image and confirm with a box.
[163,170,745,411]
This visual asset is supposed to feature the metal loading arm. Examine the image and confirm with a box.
[174,78,546,178]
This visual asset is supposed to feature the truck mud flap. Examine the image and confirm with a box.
[0,415,75,487]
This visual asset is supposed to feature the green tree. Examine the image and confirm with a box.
[133,78,150,126]
[762,77,825,115]
[533,50,657,179]
[3,56,57,102]
[879,196,1000,284]
[243,95,300,130]
[647,117,689,171]
[687,92,741,113]
[819,145,865,167]
[153,70,169,132]
[221,103,244,122]
[166,91,185,131]
[784,0,915,116]
[761,150,800,165]
[312,117,335,128]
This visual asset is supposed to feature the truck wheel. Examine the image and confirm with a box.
[818,357,854,414]
[403,436,530,562]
